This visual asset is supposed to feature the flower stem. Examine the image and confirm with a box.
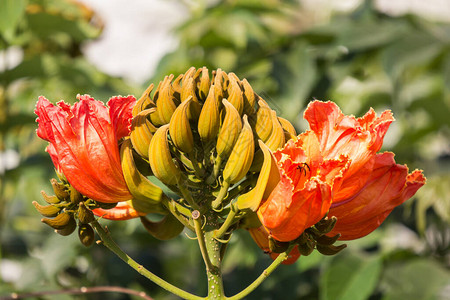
[91,220,204,300]
[226,244,295,300]
[204,230,225,299]
[213,204,238,239]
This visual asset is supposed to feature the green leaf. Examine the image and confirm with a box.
[320,251,382,300]
[0,0,26,39]
[381,258,450,300]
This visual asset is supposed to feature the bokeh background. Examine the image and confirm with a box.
[1,0,449,299]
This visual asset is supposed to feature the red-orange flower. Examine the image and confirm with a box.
[256,131,349,242]
[250,100,425,245]
[303,101,426,240]
[93,201,145,220]
[35,94,136,203]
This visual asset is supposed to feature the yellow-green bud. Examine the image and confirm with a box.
[130,108,157,159]
[198,86,221,143]
[33,201,61,217]
[148,124,181,186]
[78,223,95,247]
[216,99,242,159]
[223,115,255,184]
[169,96,195,154]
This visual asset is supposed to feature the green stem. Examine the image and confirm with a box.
[91,221,204,300]
[163,198,194,231]
[193,211,214,272]
[213,204,237,239]
[226,245,295,300]
[204,230,225,299]
[211,180,229,209]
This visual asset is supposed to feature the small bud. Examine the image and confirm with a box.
[56,216,77,236]
[216,99,242,160]
[169,96,195,153]
[133,83,155,116]
[155,75,178,124]
[140,214,184,240]
[227,75,244,115]
[148,124,181,186]
[130,109,157,159]
[316,243,347,256]
[264,110,286,151]
[223,115,255,184]
[180,77,201,119]
[198,86,221,143]
[40,190,60,204]
[250,100,273,142]
[69,185,83,204]
[198,67,210,101]
[32,201,61,217]
[242,79,257,115]
[41,212,72,230]
[78,202,95,224]
[51,178,69,201]
[78,223,95,247]
[121,139,167,214]
[268,236,289,254]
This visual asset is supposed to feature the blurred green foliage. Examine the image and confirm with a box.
[1,0,449,299]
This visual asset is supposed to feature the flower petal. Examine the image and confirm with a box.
[328,152,426,240]
[92,201,144,220]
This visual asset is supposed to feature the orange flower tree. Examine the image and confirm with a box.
[34,67,425,299]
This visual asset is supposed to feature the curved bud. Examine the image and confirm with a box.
[213,69,228,98]
[251,100,273,142]
[56,216,77,236]
[198,67,210,101]
[156,86,177,125]
[41,190,60,204]
[133,83,155,116]
[140,214,185,240]
[216,99,242,159]
[121,139,168,214]
[278,116,296,136]
[69,185,83,204]
[78,202,95,224]
[223,115,255,184]
[180,77,201,119]
[148,124,181,186]
[51,178,69,201]
[237,140,280,211]
[265,110,285,151]
[198,86,220,143]
[169,96,195,153]
[41,212,72,230]
[32,201,61,217]
[242,79,257,115]
[78,223,95,247]
[227,76,244,115]
[130,108,157,159]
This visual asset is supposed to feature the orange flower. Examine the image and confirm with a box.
[93,201,145,220]
[303,101,426,240]
[35,95,135,203]
[241,101,425,245]
[246,134,349,242]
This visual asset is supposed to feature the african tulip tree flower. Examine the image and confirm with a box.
[250,100,425,243]
[303,101,426,240]
[256,132,349,242]
[35,94,136,203]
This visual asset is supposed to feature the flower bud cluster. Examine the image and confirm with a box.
[131,67,296,210]
[34,176,115,246]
